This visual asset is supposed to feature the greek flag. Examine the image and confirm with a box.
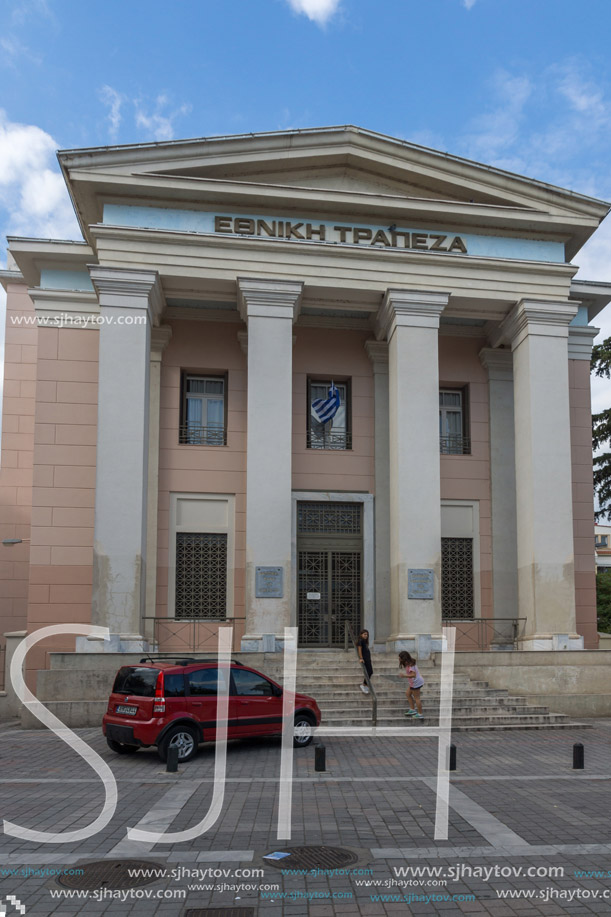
[311,383,341,424]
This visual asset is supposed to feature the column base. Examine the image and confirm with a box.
[518,633,584,651]
[75,634,154,654]
[386,634,445,659]
[240,633,286,653]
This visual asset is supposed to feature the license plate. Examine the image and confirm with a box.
[116,705,138,716]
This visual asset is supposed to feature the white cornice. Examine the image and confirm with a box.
[91,223,577,276]
[29,288,99,326]
[365,339,389,369]
[89,265,165,325]
[0,269,27,290]
[376,289,449,340]
[57,124,609,215]
[501,299,579,349]
[237,277,303,323]
[568,325,599,360]
[151,325,172,356]
[479,347,513,380]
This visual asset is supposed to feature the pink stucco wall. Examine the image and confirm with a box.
[25,326,98,682]
[0,283,36,643]
[438,335,493,622]
[292,327,375,492]
[157,320,247,639]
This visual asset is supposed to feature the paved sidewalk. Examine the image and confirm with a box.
[0,720,610,915]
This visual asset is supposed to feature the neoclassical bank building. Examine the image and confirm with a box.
[1,126,610,686]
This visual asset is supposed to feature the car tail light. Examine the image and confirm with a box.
[153,671,166,714]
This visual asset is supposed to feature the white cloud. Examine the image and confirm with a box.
[10,0,52,26]
[99,85,124,141]
[0,35,41,66]
[0,110,80,249]
[462,70,532,164]
[459,60,611,192]
[134,94,191,142]
[285,0,341,26]
[463,0,477,9]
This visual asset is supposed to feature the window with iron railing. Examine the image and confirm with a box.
[439,388,470,455]
[180,374,227,445]
[307,379,352,450]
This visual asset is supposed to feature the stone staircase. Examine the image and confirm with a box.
[21,647,592,731]
[263,650,592,732]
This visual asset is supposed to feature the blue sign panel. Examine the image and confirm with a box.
[255,566,284,598]
[408,569,435,600]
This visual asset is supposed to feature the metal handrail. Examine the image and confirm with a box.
[344,619,377,726]
[441,617,526,651]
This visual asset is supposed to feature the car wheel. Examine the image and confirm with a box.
[293,714,314,747]
[158,725,199,763]
[106,737,139,755]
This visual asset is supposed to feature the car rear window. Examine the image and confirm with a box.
[112,667,159,697]
[164,673,186,697]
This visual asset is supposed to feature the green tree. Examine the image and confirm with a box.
[592,337,611,521]
[596,571,611,633]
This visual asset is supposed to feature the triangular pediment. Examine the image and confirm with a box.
[59,126,610,259]
[151,161,481,204]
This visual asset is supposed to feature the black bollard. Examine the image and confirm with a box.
[449,744,457,772]
[315,743,326,772]
[572,743,584,770]
[166,745,179,773]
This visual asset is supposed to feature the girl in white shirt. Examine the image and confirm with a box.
[398,651,424,719]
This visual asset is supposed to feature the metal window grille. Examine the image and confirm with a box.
[175,533,227,620]
[441,537,474,619]
[297,502,362,535]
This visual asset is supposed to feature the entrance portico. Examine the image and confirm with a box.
[3,125,610,667]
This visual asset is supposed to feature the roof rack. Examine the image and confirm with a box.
[138,656,245,666]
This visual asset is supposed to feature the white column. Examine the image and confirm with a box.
[365,340,390,642]
[479,347,518,641]
[85,267,164,652]
[238,278,303,652]
[501,299,582,650]
[378,289,449,657]
[144,325,172,642]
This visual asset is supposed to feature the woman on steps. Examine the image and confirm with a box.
[357,629,373,694]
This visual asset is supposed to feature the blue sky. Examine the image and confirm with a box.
[2,0,611,410]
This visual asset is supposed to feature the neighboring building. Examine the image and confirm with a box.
[595,524,611,572]
[1,125,610,686]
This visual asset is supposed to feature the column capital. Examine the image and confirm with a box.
[501,299,579,349]
[568,325,599,360]
[88,265,165,323]
[364,339,389,372]
[237,277,303,323]
[376,289,449,340]
[150,325,172,361]
[479,346,513,381]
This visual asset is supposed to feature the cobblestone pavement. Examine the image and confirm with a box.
[0,719,610,915]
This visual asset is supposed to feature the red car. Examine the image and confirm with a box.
[102,658,321,762]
